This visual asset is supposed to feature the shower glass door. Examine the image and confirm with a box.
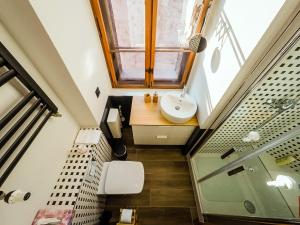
[190,36,300,221]
[190,90,300,221]
[192,151,299,219]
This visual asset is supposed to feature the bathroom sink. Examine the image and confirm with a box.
[160,93,197,124]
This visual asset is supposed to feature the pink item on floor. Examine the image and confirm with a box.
[31,208,74,225]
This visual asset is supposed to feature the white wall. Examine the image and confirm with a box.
[23,0,183,109]
[29,0,112,125]
[0,0,105,126]
[0,23,79,225]
[187,0,286,128]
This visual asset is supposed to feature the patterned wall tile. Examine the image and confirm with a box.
[47,128,112,225]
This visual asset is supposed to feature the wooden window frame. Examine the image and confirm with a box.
[90,0,211,89]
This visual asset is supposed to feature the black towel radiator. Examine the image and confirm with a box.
[0,42,58,187]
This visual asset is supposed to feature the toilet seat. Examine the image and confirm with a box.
[97,161,144,195]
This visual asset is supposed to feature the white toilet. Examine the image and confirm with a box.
[97,161,144,195]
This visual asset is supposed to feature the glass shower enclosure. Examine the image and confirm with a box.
[190,29,300,222]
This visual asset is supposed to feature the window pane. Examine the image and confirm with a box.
[155,0,201,48]
[100,0,145,48]
[153,0,201,82]
[153,52,188,81]
[99,0,145,83]
[113,52,145,81]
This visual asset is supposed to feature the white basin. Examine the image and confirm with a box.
[160,93,197,124]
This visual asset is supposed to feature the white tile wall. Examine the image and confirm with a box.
[46,128,112,225]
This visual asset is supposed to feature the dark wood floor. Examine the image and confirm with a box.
[105,144,198,225]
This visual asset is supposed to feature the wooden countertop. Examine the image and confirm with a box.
[130,96,198,126]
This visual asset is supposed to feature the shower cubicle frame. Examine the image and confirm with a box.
[186,8,300,225]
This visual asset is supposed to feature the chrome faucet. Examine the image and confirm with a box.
[180,85,187,98]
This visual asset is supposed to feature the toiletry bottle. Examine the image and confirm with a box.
[153,91,158,103]
[144,93,151,103]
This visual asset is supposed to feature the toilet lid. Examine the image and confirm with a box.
[105,161,144,194]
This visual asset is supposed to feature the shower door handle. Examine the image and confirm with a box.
[227,166,245,176]
[221,148,235,159]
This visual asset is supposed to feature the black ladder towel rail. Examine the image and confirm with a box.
[0,42,58,187]
[0,91,35,130]
[0,69,16,87]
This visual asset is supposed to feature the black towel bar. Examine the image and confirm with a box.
[0,41,58,187]
[0,69,15,87]
[0,57,5,67]
[0,91,35,130]
[0,43,57,112]
[0,106,47,169]
[0,99,42,149]
[0,110,52,186]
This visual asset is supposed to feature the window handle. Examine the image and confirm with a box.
[145,68,153,73]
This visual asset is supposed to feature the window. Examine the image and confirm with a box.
[91,0,210,88]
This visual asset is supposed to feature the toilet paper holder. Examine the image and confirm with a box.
[0,189,31,204]
[117,209,137,225]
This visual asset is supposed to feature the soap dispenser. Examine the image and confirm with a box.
[152,91,158,103]
[144,93,151,103]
